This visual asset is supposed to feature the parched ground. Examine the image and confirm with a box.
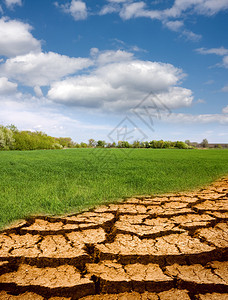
[0,177,228,300]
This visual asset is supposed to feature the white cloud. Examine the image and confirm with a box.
[222,84,228,92]
[34,86,43,97]
[5,0,22,9]
[196,47,228,56]
[118,0,228,20]
[0,77,17,95]
[193,0,228,16]
[120,2,160,20]
[99,3,120,15]
[222,56,228,68]
[181,30,202,41]
[196,46,228,68]
[0,51,93,87]
[59,0,87,20]
[161,0,228,18]
[0,18,41,57]
[165,20,184,32]
[90,48,99,57]
[99,1,228,41]
[162,112,228,125]
[0,94,112,141]
[204,79,214,85]
[48,50,192,112]
[196,98,206,104]
[96,49,134,65]
[222,105,228,113]
[108,0,129,2]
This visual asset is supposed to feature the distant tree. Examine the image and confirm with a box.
[201,139,209,148]
[163,141,172,148]
[133,140,140,148]
[117,141,123,148]
[6,124,18,133]
[88,139,96,148]
[185,140,191,146]
[122,141,130,148]
[80,142,87,148]
[0,126,15,150]
[56,137,74,148]
[149,140,158,148]
[97,140,106,147]
[74,143,81,148]
[175,141,188,149]
[157,140,164,148]
[0,127,5,149]
[191,142,198,148]
[144,141,150,148]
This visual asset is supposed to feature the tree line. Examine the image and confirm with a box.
[0,124,210,151]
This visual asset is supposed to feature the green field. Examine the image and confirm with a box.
[0,148,228,229]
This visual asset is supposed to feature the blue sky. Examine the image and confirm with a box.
[0,0,228,143]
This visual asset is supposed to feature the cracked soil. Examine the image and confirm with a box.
[0,176,228,299]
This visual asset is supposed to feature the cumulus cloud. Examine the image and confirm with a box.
[5,0,22,9]
[96,49,134,65]
[0,18,41,57]
[222,105,228,113]
[0,77,17,95]
[47,50,192,112]
[0,51,93,86]
[58,0,87,20]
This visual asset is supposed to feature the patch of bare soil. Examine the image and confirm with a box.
[0,176,227,299]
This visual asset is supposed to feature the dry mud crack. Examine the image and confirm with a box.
[0,177,228,299]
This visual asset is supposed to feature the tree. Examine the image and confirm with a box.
[0,127,5,149]
[88,139,96,148]
[201,139,208,148]
[185,140,191,146]
[0,126,15,150]
[133,140,140,148]
[6,124,18,133]
[80,142,87,148]
[97,140,106,147]
[175,141,188,149]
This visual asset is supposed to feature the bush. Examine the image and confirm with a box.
[0,126,15,150]
[175,141,189,149]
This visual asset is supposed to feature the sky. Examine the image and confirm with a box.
[0,0,228,143]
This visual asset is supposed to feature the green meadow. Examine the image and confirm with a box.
[0,148,228,229]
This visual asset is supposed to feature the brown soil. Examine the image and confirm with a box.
[0,176,227,299]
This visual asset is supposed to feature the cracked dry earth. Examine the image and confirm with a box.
[0,177,228,300]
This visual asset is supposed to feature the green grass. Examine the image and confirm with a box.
[0,148,228,229]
